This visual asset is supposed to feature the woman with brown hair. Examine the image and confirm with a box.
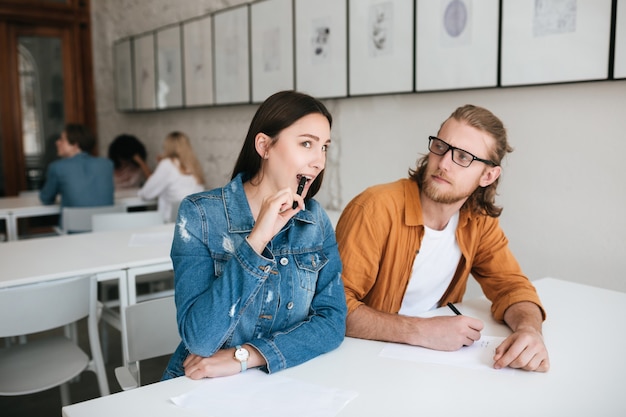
[137,131,205,222]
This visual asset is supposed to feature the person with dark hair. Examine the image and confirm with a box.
[108,134,147,189]
[39,123,114,208]
[336,104,550,372]
[162,90,346,380]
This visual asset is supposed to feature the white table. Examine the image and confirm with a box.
[0,188,156,241]
[62,278,626,417]
[0,223,174,366]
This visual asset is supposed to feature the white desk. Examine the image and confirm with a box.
[0,188,156,241]
[0,222,174,359]
[62,278,626,417]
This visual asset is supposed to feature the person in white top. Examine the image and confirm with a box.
[136,131,205,222]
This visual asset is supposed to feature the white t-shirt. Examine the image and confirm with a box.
[398,212,461,316]
[138,158,203,223]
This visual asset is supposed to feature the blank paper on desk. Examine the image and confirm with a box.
[380,336,514,372]
[170,369,358,417]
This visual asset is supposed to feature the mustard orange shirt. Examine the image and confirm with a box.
[336,178,545,322]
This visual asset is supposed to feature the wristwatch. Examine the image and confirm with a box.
[234,345,249,372]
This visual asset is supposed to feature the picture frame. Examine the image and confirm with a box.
[614,0,626,79]
[133,33,156,110]
[213,4,250,105]
[294,0,348,98]
[250,0,294,103]
[183,15,215,107]
[415,0,499,91]
[113,38,134,111]
[156,24,183,109]
[501,0,613,86]
[348,0,414,96]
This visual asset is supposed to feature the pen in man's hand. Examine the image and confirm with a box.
[447,302,462,316]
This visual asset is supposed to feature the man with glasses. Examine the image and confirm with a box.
[336,104,549,372]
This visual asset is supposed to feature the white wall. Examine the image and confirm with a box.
[91,1,626,294]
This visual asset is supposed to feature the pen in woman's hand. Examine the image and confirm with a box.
[292,176,307,209]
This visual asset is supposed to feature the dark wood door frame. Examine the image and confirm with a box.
[0,0,95,196]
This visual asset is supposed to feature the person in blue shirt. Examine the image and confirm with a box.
[163,90,347,380]
[39,124,114,208]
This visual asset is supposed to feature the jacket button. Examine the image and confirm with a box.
[264,265,272,273]
[286,301,294,310]
[280,257,289,266]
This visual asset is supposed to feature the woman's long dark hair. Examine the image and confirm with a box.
[231,90,332,200]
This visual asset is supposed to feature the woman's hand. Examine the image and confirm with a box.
[246,187,302,254]
[183,345,266,379]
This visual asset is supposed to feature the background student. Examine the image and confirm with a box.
[39,123,114,208]
[136,131,204,222]
[108,133,148,189]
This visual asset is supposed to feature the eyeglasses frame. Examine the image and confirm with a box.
[427,136,498,168]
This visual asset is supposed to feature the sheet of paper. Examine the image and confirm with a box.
[170,369,359,417]
[380,336,513,372]
[128,232,172,247]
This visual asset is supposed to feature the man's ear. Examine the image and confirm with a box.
[479,165,501,188]
[254,133,270,159]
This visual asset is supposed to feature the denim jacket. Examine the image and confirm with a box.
[163,173,347,379]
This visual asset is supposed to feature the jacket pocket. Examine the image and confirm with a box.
[294,251,328,292]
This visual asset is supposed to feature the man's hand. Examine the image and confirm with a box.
[493,327,549,371]
[346,304,484,351]
[495,301,550,372]
[408,315,485,351]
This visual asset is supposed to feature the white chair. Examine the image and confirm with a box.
[0,275,110,405]
[92,211,174,362]
[114,296,180,390]
[92,211,164,232]
[59,205,126,234]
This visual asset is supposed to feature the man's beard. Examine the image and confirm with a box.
[421,170,475,205]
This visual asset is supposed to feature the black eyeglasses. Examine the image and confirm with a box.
[428,136,497,168]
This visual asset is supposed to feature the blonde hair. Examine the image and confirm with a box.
[162,131,205,185]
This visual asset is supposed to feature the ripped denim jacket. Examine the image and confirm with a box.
[163,173,346,379]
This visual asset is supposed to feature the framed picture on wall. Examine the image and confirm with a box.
[415,0,499,91]
[213,4,250,105]
[614,0,626,79]
[183,15,214,106]
[156,24,183,109]
[501,0,613,86]
[294,0,347,98]
[114,38,134,111]
[133,33,156,110]
[250,0,294,103]
[348,0,414,96]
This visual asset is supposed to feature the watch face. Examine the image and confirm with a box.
[235,347,249,361]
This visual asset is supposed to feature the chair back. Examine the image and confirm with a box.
[92,211,163,232]
[124,295,180,364]
[62,205,126,233]
[0,275,91,338]
[0,275,110,400]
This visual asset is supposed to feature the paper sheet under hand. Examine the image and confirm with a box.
[170,370,358,417]
[380,336,513,372]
